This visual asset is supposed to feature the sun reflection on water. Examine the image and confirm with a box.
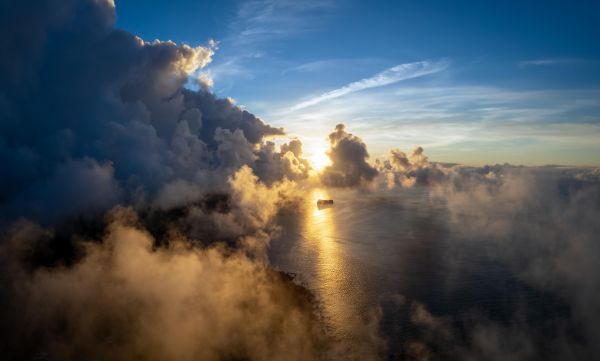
[303,188,363,341]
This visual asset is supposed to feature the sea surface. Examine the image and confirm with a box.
[269,187,567,359]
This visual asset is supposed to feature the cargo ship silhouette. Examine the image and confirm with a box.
[316,199,333,209]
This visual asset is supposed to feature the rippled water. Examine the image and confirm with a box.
[269,187,566,358]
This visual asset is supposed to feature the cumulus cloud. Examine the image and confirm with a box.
[2,158,121,224]
[254,139,311,184]
[0,0,306,226]
[0,1,331,360]
[320,124,378,187]
[377,146,446,188]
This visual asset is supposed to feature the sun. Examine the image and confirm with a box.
[307,148,331,172]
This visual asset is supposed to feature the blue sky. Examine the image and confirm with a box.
[116,0,600,166]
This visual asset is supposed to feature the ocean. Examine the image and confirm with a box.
[270,186,570,359]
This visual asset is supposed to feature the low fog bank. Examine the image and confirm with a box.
[0,208,331,360]
[389,165,600,361]
[316,122,600,360]
[425,165,600,361]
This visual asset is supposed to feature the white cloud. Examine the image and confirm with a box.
[203,0,336,88]
[517,58,586,68]
[289,59,449,111]
[284,58,382,74]
[231,0,335,47]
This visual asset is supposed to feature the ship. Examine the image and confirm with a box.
[317,199,334,206]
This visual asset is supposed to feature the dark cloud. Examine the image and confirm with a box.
[321,124,378,187]
[0,1,332,360]
[0,0,301,226]
[254,139,311,185]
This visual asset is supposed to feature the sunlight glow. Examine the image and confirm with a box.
[307,147,330,172]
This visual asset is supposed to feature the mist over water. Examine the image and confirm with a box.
[270,185,575,359]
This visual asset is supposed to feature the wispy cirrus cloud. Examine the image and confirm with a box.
[284,58,382,74]
[289,59,449,111]
[231,0,335,47]
[202,0,336,90]
[517,57,587,68]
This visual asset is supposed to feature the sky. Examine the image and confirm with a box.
[116,0,600,166]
